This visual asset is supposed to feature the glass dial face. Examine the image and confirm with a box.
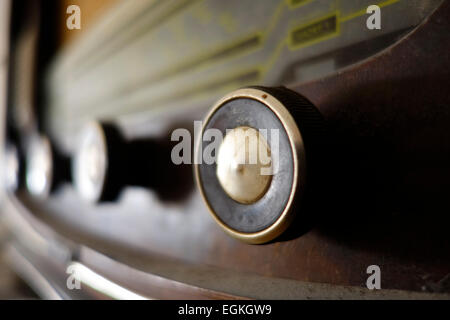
[47,0,442,146]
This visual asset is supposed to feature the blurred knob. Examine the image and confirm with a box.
[195,86,324,244]
[73,122,109,203]
[73,121,178,203]
[25,134,71,198]
[3,143,24,192]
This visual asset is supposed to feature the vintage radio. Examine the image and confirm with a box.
[1,0,450,299]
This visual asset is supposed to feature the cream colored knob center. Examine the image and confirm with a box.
[216,126,272,204]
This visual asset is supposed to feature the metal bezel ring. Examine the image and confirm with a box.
[194,88,306,244]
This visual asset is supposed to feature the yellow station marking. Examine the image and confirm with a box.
[288,12,341,50]
[261,0,401,78]
[110,0,403,113]
[341,0,399,22]
[288,0,314,9]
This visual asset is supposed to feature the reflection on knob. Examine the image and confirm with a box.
[216,126,273,204]
[3,143,24,193]
[25,134,71,199]
[73,122,108,203]
[195,86,324,244]
[73,121,186,204]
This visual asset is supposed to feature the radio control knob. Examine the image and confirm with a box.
[73,122,111,203]
[73,121,181,203]
[195,86,324,244]
[25,134,71,198]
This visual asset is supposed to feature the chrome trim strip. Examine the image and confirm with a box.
[6,245,63,300]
